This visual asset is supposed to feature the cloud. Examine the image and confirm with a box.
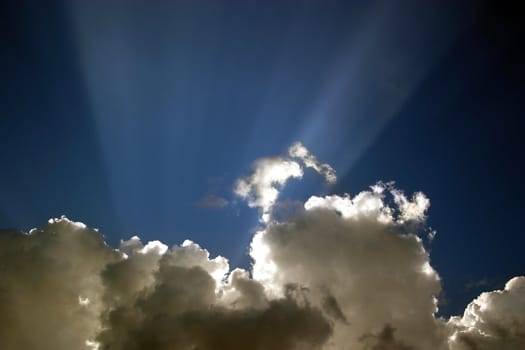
[0,217,119,350]
[390,188,430,223]
[234,156,303,222]
[234,142,335,222]
[448,276,525,350]
[249,187,446,349]
[465,278,490,291]
[288,142,336,184]
[359,324,415,350]
[0,216,331,350]
[0,144,523,350]
[196,194,229,208]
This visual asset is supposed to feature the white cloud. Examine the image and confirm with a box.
[234,157,304,222]
[391,188,430,223]
[234,142,335,222]
[140,240,169,255]
[304,191,393,223]
[448,276,525,350]
[288,141,337,184]
[250,189,445,349]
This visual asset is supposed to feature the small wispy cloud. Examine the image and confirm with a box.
[196,194,229,209]
[464,278,490,291]
[234,142,335,222]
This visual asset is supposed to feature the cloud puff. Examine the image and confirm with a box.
[288,142,336,184]
[0,144,523,350]
[234,157,303,222]
[448,276,525,350]
[234,142,336,222]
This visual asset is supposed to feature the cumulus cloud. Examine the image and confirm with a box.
[0,217,119,350]
[0,144,523,350]
[448,276,525,350]
[0,216,331,350]
[249,186,446,349]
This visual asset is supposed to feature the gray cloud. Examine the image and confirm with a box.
[0,218,119,350]
[0,217,331,350]
[359,325,415,350]
[196,194,229,208]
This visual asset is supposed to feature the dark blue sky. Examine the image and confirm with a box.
[1,0,523,316]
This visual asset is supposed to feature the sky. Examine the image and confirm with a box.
[1,1,524,349]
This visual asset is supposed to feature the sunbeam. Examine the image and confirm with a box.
[2,1,524,349]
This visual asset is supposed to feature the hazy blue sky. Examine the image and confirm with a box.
[1,0,523,317]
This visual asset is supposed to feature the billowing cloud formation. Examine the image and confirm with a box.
[0,218,330,350]
[0,144,524,350]
[447,276,525,350]
[0,219,118,350]
[249,183,446,349]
